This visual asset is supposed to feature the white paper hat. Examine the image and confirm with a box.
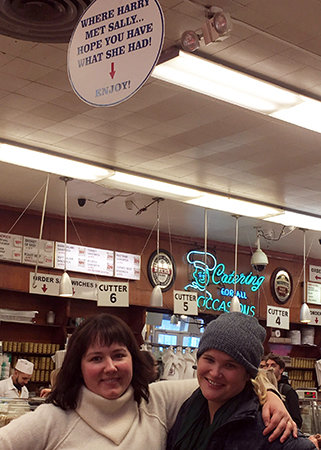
[15,359,34,375]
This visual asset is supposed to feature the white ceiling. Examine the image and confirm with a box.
[1,0,321,259]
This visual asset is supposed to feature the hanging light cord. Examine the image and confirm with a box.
[33,174,50,287]
[64,179,68,273]
[6,180,48,235]
[234,216,239,294]
[303,229,306,303]
[156,199,160,257]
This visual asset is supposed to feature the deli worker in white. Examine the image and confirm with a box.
[0,359,34,398]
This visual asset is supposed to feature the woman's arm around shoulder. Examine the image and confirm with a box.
[0,403,74,450]
[146,379,198,430]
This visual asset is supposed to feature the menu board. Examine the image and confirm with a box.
[115,252,141,280]
[55,242,114,276]
[307,282,321,305]
[0,233,23,262]
[22,237,54,267]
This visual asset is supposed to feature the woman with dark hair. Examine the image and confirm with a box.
[0,313,299,449]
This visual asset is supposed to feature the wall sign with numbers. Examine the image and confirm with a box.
[97,282,129,307]
[173,290,198,316]
[266,305,290,330]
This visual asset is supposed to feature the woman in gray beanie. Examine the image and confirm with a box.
[167,312,316,450]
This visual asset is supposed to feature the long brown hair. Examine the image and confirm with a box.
[47,313,152,410]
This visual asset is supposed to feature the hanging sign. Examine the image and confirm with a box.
[309,265,321,283]
[115,252,140,280]
[173,290,198,316]
[67,0,164,106]
[97,282,129,306]
[55,242,114,276]
[307,282,321,305]
[29,272,129,305]
[266,305,290,330]
[0,233,22,263]
[22,237,54,267]
[309,308,321,326]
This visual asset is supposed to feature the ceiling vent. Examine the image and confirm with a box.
[0,0,92,43]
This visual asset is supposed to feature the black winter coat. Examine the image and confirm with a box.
[167,388,314,450]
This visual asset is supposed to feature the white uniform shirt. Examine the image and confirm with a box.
[0,376,29,398]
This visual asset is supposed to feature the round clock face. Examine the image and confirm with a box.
[147,249,176,292]
[270,268,293,304]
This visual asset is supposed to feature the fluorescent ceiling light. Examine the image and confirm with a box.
[0,143,113,182]
[185,193,282,219]
[152,51,321,133]
[265,211,321,231]
[105,171,201,199]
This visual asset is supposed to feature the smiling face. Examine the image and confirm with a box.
[81,341,133,399]
[197,348,249,417]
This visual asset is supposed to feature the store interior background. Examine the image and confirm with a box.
[1,0,321,410]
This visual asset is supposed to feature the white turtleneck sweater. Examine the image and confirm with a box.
[0,379,198,449]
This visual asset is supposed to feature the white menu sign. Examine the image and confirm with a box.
[307,282,321,305]
[55,242,114,276]
[22,237,54,267]
[115,252,140,280]
[0,233,23,262]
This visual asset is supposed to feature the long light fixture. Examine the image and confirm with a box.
[150,198,163,307]
[0,143,113,182]
[152,50,321,134]
[186,193,282,219]
[59,177,73,297]
[3,141,321,232]
[103,171,201,200]
[230,215,241,312]
[265,211,321,232]
[300,229,311,324]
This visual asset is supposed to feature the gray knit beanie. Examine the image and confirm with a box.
[197,312,266,378]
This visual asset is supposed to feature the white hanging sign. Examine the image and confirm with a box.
[97,282,129,306]
[173,290,198,316]
[266,305,290,330]
[22,237,54,267]
[308,308,321,326]
[29,272,129,305]
[310,265,321,283]
[307,282,321,305]
[67,0,164,106]
[55,242,114,276]
[0,233,23,263]
[115,252,141,280]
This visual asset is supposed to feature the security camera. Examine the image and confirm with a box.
[251,237,268,272]
[77,198,86,207]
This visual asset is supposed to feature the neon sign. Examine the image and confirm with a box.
[184,250,265,316]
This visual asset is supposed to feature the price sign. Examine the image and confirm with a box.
[97,282,129,306]
[173,290,198,316]
[266,305,290,330]
[307,282,321,305]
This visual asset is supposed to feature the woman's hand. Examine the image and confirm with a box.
[262,391,297,443]
[309,434,321,448]
[40,388,52,398]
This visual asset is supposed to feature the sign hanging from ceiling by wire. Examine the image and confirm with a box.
[67,0,164,107]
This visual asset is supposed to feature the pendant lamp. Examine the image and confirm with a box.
[150,199,163,307]
[300,229,311,323]
[230,215,241,312]
[59,177,73,297]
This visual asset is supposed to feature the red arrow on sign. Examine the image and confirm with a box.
[42,284,47,293]
[315,317,319,324]
[315,275,321,280]
[110,62,116,79]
